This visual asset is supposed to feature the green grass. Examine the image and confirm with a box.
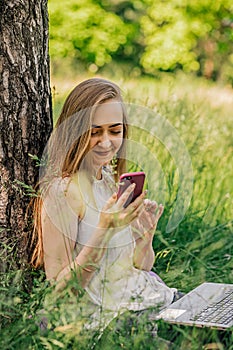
[1,68,233,349]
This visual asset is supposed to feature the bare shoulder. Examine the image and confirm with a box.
[44,174,86,220]
[64,173,87,220]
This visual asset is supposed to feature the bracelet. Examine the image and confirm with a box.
[76,261,97,273]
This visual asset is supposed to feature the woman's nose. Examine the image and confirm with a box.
[99,132,111,147]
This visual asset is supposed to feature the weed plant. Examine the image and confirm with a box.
[1,72,232,349]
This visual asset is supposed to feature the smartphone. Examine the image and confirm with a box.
[117,171,146,207]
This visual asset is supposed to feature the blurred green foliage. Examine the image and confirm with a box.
[49,0,133,67]
[48,0,233,83]
[141,0,233,82]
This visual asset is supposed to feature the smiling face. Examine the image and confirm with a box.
[89,99,124,178]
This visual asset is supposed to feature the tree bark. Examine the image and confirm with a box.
[0,0,53,270]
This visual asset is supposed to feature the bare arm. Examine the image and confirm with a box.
[42,209,109,289]
[132,200,164,271]
[133,234,155,271]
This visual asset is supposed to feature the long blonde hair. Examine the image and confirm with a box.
[30,78,128,268]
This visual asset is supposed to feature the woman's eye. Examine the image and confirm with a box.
[91,128,122,136]
[111,130,122,134]
[91,130,99,136]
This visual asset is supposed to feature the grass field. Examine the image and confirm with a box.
[1,68,233,349]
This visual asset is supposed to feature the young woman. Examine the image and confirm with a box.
[31,78,177,330]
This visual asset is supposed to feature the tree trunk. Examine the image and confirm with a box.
[0,0,53,271]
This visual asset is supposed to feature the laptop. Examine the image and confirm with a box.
[151,282,233,329]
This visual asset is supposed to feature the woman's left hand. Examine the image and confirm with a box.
[132,199,164,238]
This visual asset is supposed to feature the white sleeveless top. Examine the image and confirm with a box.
[75,167,175,328]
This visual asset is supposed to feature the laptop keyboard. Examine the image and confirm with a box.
[190,290,233,325]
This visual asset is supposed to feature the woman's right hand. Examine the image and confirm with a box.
[98,184,146,230]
